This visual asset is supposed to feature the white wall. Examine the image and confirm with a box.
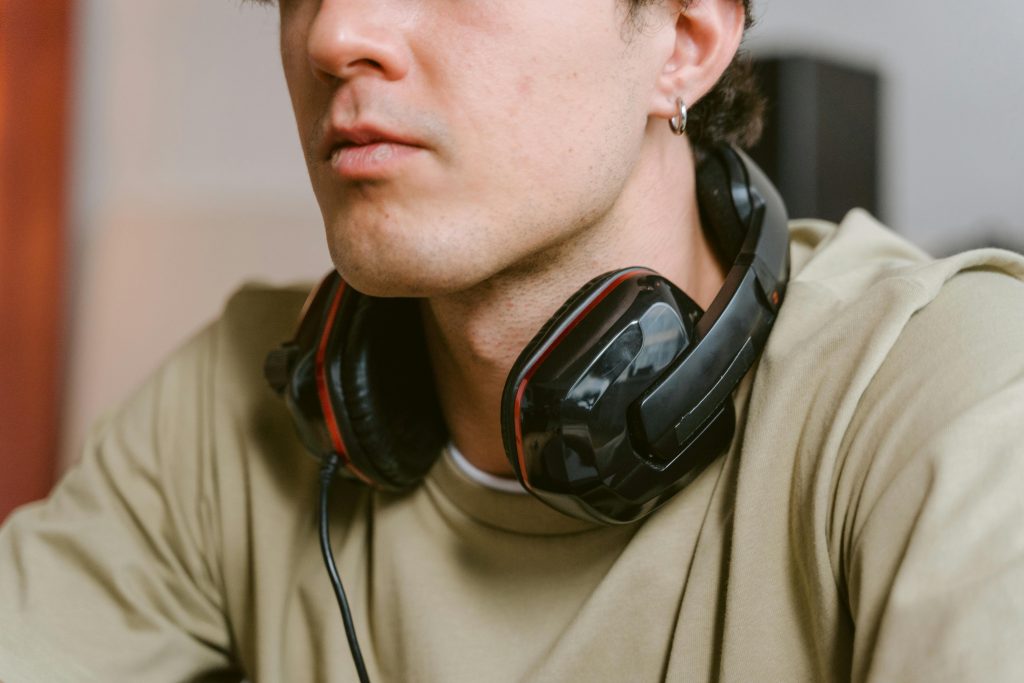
[747,0,1024,252]
[61,0,1024,465]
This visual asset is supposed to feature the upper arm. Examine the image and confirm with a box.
[0,324,242,682]
[836,268,1024,682]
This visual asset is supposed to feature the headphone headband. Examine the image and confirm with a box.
[631,146,788,463]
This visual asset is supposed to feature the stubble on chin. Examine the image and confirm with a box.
[322,210,485,298]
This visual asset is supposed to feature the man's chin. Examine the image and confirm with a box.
[323,215,481,297]
[331,257,491,299]
[323,213,535,299]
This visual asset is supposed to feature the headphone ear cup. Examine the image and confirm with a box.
[335,294,447,490]
[500,269,630,467]
[509,271,617,377]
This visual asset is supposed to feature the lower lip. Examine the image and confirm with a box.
[329,142,424,179]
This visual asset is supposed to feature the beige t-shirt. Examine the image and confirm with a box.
[2,210,1024,682]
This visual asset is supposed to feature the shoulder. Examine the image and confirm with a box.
[112,281,312,439]
[745,212,1024,676]
[773,208,1024,481]
[808,225,1024,679]
[82,280,319,514]
[838,248,1024,547]
[206,281,312,400]
[769,209,1024,377]
[116,280,333,625]
[868,264,1024,404]
[749,208,1024,572]
[173,279,317,473]
[807,210,1024,469]
[0,281,322,681]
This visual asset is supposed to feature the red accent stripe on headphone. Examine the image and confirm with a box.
[513,268,651,490]
[315,280,375,486]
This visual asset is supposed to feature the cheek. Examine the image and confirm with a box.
[471,18,640,142]
[516,74,535,99]
[279,9,325,162]
[446,39,647,206]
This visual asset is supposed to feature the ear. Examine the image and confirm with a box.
[649,0,746,121]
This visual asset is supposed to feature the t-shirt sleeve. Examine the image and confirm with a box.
[839,268,1024,682]
[0,323,242,682]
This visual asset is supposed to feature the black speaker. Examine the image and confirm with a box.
[748,55,881,224]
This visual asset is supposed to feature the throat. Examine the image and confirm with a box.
[416,144,724,478]
[418,267,573,479]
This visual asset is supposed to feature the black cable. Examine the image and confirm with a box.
[319,452,372,683]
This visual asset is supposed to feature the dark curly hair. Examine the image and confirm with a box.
[628,0,763,155]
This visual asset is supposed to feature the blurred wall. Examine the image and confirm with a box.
[748,0,1024,252]
[62,0,327,467]
[61,0,1024,466]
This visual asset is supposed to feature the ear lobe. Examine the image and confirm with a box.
[649,0,746,121]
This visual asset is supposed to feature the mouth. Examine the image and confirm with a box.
[328,141,424,180]
[321,124,427,180]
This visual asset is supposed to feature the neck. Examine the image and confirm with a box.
[420,131,726,477]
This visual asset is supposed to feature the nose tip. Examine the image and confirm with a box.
[306,4,410,83]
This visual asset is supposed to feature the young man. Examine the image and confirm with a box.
[2,0,1024,681]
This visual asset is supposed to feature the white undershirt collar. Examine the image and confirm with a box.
[446,443,529,495]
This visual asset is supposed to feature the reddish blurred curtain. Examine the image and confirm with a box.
[0,0,73,520]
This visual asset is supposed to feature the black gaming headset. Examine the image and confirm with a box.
[265,145,789,526]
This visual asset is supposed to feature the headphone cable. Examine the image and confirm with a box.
[319,452,372,683]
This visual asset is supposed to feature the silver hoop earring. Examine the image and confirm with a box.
[669,97,688,136]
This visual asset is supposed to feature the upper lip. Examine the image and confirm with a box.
[320,123,424,161]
